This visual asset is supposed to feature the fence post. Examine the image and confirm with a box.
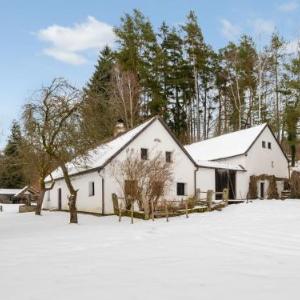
[118,202,122,222]
[112,193,119,215]
[151,199,154,221]
[207,190,213,211]
[143,199,150,220]
[131,200,134,224]
[223,188,229,206]
[185,199,189,218]
[165,200,169,222]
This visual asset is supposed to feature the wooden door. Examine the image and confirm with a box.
[58,188,62,210]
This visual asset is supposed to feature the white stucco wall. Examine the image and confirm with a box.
[245,127,289,179]
[103,119,196,212]
[43,171,103,213]
[43,119,197,214]
[195,167,215,200]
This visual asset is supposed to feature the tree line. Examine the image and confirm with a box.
[0,9,299,223]
[84,10,300,157]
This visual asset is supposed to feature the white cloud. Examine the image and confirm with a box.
[37,16,116,65]
[220,19,241,40]
[252,18,275,35]
[285,39,300,53]
[278,1,299,12]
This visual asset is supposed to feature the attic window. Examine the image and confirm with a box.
[141,148,148,160]
[166,151,172,163]
[262,141,266,148]
[268,142,271,149]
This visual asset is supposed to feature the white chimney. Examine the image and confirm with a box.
[114,119,126,137]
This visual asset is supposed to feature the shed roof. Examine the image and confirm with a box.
[0,189,24,196]
[196,160,245,171]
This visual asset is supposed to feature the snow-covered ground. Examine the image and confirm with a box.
[1,200,300,300]
[0,203,21,213]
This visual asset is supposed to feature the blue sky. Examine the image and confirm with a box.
[0,0,300,148]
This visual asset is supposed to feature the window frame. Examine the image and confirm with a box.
[177,182,186,196]
[165,151,172,163]
[141,148,148,160]
[89,181,95,197]
[125,180,138,198]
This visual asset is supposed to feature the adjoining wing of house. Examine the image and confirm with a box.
[185,123,289,200]
[185,123,268,162]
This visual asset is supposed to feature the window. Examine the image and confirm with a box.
[268,142,271,149]
[166,151,172,163]
[262,141,266,148]
[177,182,186,196]
[125,180,138,198]
[47,191,50,202]
[141,148,148,160]
[152,181,164,196]
[271,161,274,168]
[89,182,95,196]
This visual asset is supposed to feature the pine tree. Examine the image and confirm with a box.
[83,46,116,144]
[160,23,193,141]
[0,121,26,188]
[283,49,300,166]
[182,11,216,140]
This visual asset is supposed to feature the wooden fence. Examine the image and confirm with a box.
[112,188,229,224]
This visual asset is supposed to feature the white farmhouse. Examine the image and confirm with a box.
[43,119,289,214]
[185,124,289,200]
[43,116,197,214]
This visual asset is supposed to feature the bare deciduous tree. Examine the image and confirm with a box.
[110,149,173,217]
[22,78,90,223]
[110,65,141,129]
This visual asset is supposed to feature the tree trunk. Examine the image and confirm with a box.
[68,193,78,223]
[60,163,78,223]
[35,189,45,216]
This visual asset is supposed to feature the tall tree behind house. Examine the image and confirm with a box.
[0,121,26,188]
[82,46,116,145]
[182,11,216,141]
[83,9,299,159]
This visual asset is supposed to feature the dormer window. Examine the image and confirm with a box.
[141,148,148,160]
[262,141,266,148]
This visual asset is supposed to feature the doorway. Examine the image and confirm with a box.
[215,169,236,200]
[260,182,265,199]
[58,188,62,210]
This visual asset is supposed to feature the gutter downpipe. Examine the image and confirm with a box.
[194,166,199,197]
[97,168,105,215]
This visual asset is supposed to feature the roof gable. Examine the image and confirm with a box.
[47,117,156,180]
[46,116,197,181]
[185,124,267,161]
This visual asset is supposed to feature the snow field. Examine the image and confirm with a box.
[1,200,300,300]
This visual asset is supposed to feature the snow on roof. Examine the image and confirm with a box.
[185,124,267,161]
[0,189,23,196]
[196,160,245,171]
[46,117,155,181]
